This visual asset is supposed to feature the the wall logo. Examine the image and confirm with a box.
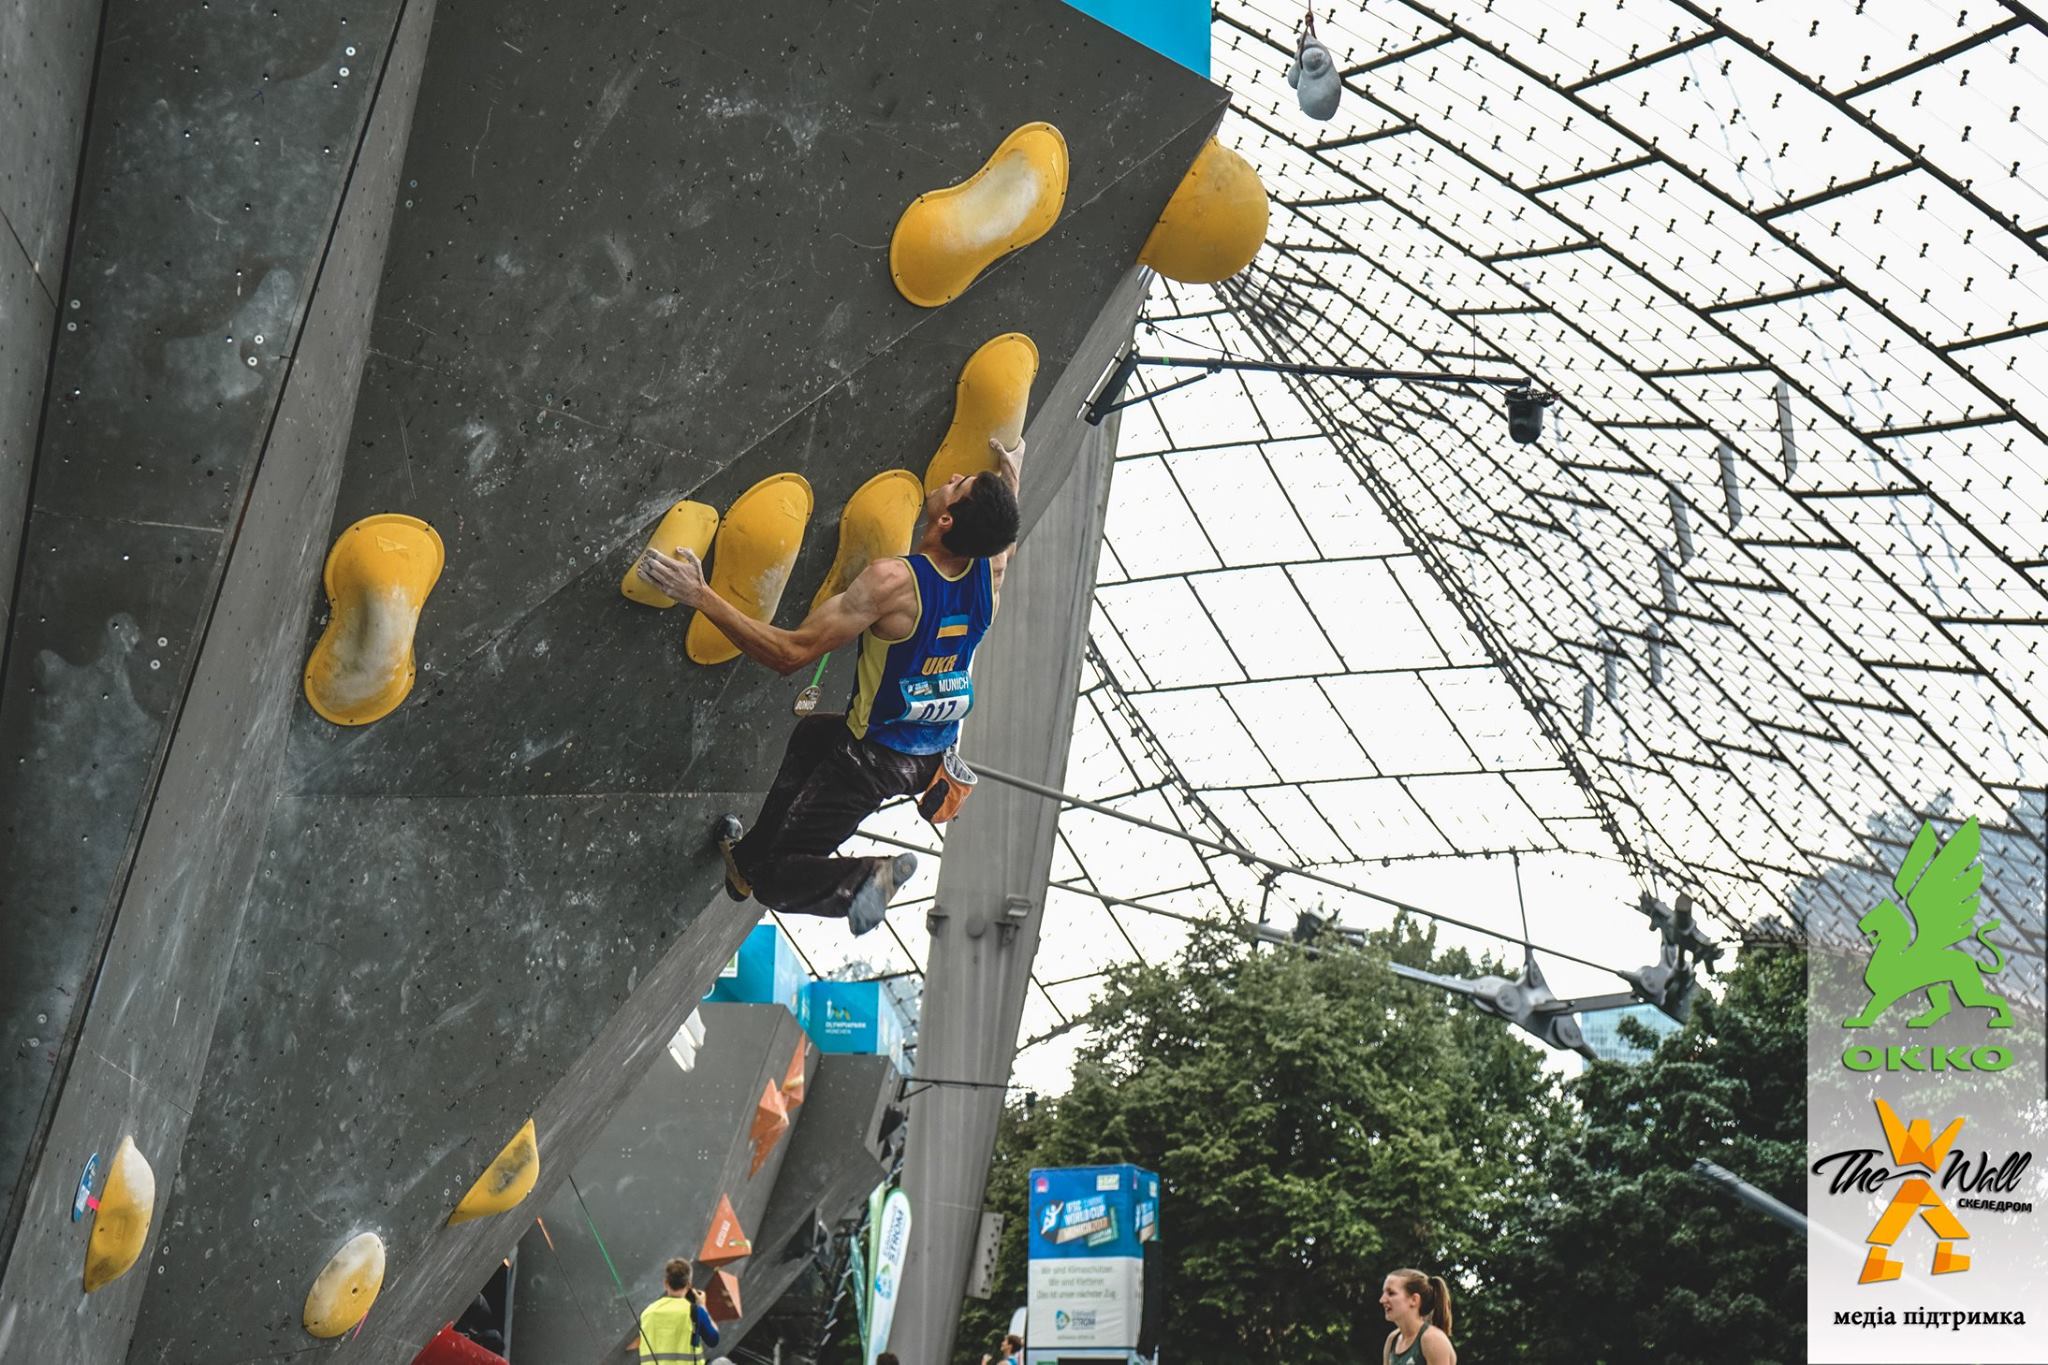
[1856,1099,1973,1283]
[1840,818,2012,1071]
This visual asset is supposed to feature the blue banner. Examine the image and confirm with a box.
[1059,0,1210,77]
[1028,1165,1159,1261]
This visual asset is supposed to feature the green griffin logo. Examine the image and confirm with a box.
[1844,816,2012,1030]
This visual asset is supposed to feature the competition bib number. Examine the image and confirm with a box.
[898,672,973,726]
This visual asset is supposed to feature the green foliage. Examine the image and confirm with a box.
[957,918,1570,1364]
[955,927,1809,1365]
[1466,944,1808,1365]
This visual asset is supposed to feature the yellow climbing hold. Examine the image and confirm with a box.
[810,471,923,613]
[923,333,1038,493]
[622,500,720,607]
[303,513,445,726]
[1139,138,1270,284]
[890,123,1069,308]
[303,1231,385,1338]
[447,1117,540,1226]
[82,1135,154,1293]
[686,473,815,665]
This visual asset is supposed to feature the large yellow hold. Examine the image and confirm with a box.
[622,501,719,607]
[687,473,814,665]
[1139,138,1270,284]
[811,471,924,613]
[891,123,1069,308]
[923,332,1038,493]
[447,1117,541,1226]
[83,1136,155,1293]
[303,1231,385,1338]
[303,513,445,725]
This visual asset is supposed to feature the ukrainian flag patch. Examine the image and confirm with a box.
[936,614,970,639]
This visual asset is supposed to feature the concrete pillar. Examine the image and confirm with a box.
[888,278,1135,1362]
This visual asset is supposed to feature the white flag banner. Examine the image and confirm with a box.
[866,1189,913,1365]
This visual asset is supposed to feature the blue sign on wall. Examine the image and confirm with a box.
[706,924,808,1018]
[1059,0,1210,77]
[805,980,908,1069]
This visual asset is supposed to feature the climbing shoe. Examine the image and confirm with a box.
[847,853,918,937]
[715,813,751,902]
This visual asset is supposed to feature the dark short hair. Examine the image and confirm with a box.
[941,473,1020,558]
[664,1258,693,1291]
[877,1355,900,1365]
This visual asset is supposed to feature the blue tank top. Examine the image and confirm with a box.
[847,554,994,755]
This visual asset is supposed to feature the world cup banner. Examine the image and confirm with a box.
[1808,814,2048,1361]
[1027,1165,1160,1356]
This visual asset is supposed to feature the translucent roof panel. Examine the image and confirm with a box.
[791,4,2046,1091]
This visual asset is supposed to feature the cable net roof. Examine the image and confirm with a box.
[779,0,2048,1083]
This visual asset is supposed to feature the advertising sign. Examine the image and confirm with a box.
[1807,816,2046,1361]
[806,981,908,1069]
[866,1188,912,1365]
[1027,1165,1160,1357]
[705,923,807,1017]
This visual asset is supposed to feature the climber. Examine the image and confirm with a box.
[637,437,1023,935]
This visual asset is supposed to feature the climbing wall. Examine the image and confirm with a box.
[510,1003,834,1364]
[719,1052,901,1358]
[0,0,1225,1359]
[0,0,442,1352]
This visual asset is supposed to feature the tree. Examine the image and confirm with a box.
[1466,944,1808,1364]
[957,918,1571,1363]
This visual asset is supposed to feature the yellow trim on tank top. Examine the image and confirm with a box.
[926,553,974,583]
[848,560,923,739]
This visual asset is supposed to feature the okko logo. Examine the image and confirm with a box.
[1840,816,2014,1074]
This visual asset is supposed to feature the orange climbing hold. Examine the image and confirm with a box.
[686,473,814,665]
[446,1117,540,1226]
[704,1269,743,1323]
[1139,138,1270,285]
[780,1037,810,1110]
[810,471,923,614]
[924,333,1038,493]
[83,1136,155,1293]
[890,123,1070,308]
[749,1080,792,1177]
[700,1194,753,1266]
[304,513,445,725]
[622,501,719,607]
[303,1231,386,1338]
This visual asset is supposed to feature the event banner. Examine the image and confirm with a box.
[1808,814,2047,1361]
[1027,1165,1160,1356]
[866,1187,912,1365]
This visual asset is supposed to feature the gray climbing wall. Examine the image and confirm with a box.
[130,3,1221,1358]
[511,1002,820,1364]
[0,0,101,640]
[0,0,1222,1358]
[719,1052,900,1359]
[0,1,439,1357]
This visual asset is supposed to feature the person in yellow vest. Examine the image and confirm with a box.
[636,1258,720,1363]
